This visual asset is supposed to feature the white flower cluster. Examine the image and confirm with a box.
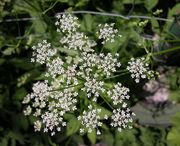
[46,57,64,78]
[23,14,157,136]
[127,57,155,83]
[60,32,96,52]
[79,52,121,77]
[49,88,78,112]
[108,83,130,105]
[31,40,57,64]
[111,108,135,132]
[22,81,77,135]
[55,14,80,33]
[82,77,105,102]
[22,81,52,111]
[78,105,103,135]
[41,110,66,136]
[97,23,118,44]
[99,53,121,77]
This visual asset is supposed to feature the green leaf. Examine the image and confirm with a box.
[2,47,16,56]
[139,127,155,146]
[170,90,180,102]
[168,3,180,18]
[104,36,121,53]
[101,132,114,146]
[167,113,180,146]
[7,131,25,145]
[9,58,34,70]
[151,19,160,33]
[122,0,144,4]
[72,134,84,145]
[13,114,29,130]
[98,106,112,119]
[87,129,96,144]
[56,47,78,56]
[66,117,80,136]
[167,127,180,146]
[115,129,139,146]
[57,0,69,3]
[144,0,158,11]
[81,14,93,32]
[0,58,5,65]
[12,88,27,101]
[75,0,89,7]
[164,4,180,31]
[0,138,8,146]
[171,113,180,128]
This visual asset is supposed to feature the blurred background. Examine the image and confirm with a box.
[0,0,180,146]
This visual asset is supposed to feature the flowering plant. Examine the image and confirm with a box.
[22,14,157,136]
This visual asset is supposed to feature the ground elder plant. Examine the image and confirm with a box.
[22,13,157,136]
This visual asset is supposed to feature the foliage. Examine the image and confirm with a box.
[167,113,180,146]
[0,0,180,145]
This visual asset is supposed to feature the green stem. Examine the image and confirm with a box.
[51,83,83,92]
[101,95,113,110]
[152,46,180,56]
[43,1,58,14]
[104,72,129,80]
[115,69,127,73]
[48,137,57,146]
[158,39,180,43]
[65,135,72,146]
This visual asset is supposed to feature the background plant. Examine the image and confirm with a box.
[0,0,180,146]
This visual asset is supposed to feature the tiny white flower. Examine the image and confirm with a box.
[23,106,32,116]
[34,120,42,131]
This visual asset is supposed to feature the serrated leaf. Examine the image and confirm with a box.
[87,129,96,144]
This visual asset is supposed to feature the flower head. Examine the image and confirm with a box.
[55,14,80,33]
[111,108,135,132]
[127,57,155,83]
[97,23,118,44]
[108,83,130,105]
[31,40,57,64]
[78,105,103,134]
[60,32,96,52]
